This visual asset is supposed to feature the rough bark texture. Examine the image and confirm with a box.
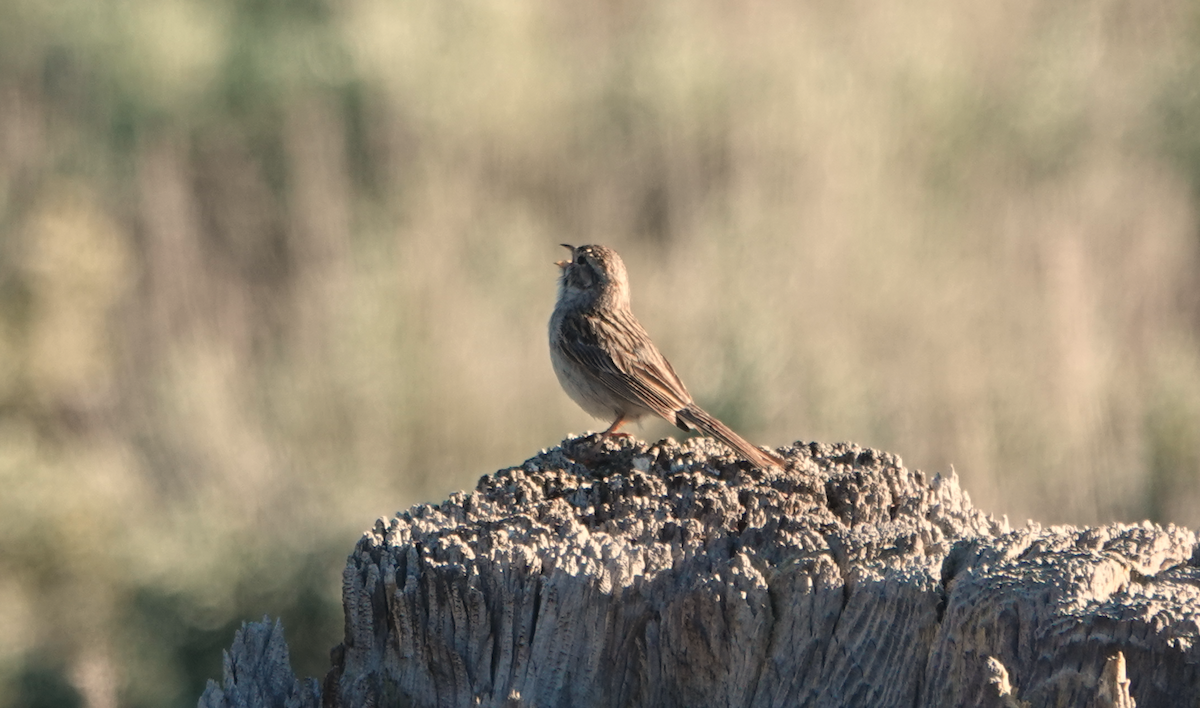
[203,436,1200,708]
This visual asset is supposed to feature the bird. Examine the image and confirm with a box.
[549,244,783,469]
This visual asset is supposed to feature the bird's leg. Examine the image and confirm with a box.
[572,415,630,465]
[600,415,631,439]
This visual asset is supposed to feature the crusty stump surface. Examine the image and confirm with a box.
[317,436,1199,708]
[200,435,1200,708]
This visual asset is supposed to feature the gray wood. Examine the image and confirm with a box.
[198,617,320,708]
[204,437,1200,708]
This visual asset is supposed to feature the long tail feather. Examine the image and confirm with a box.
[676,405,783,469]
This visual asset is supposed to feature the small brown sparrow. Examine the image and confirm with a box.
[549,244,782,469]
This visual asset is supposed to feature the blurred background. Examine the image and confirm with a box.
[3,0,1200,705]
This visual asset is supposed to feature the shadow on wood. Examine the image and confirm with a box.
[200,436,1200,707]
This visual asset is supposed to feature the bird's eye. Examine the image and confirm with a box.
[577,254,588,266]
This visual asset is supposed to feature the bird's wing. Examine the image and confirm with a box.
[556,309,693,425]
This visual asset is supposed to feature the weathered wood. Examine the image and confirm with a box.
[203,436,1200,708]
[198,617,319,708]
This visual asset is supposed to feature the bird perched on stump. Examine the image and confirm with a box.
[549,244,783,469]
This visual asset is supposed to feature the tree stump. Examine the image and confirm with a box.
[201,436,1200,708]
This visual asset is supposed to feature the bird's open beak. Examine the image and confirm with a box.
[555,243,574,268]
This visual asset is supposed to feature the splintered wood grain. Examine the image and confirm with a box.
[215,435,1198,708]
[925,523,1200,708]
[198,618,320,708]
[326,436,1003,708]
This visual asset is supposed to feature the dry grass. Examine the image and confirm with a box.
[1,0,1200,705]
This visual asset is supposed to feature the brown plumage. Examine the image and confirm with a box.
[549,244,782,469]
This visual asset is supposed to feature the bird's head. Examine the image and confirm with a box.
[556,244,631,308]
